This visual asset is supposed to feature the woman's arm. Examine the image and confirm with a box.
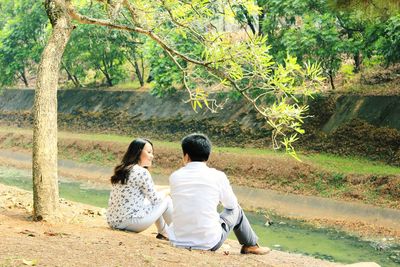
[138,168,163,205]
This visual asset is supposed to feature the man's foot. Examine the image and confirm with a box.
[240,244,270,255]
[156,233,169,241]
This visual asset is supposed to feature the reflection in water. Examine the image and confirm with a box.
[0,166,399,266]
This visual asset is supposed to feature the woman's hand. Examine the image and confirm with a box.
[158,188,170,198]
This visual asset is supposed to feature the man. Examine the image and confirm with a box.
[167,133,270,254]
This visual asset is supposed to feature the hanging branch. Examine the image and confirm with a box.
[67,0,325,155]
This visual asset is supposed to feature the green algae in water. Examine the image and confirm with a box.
[231,212,400,267]
[1,166,400,266]
[0,166,109,208]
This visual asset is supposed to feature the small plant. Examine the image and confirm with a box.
[339,64,355,85]
[329,173,346,189]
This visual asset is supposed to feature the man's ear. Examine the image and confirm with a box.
[183,153,191,164]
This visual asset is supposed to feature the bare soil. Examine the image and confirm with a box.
[1,183,347,267]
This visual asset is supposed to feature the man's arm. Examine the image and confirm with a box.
[219,174,238,209]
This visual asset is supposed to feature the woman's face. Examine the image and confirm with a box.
[139,142,154,167]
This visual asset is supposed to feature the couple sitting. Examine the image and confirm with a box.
[106,133,269,255]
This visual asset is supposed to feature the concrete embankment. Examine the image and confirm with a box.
[1,89,399,165]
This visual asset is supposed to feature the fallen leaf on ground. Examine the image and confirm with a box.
[22,259,38,266]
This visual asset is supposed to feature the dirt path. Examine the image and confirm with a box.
[0,183,361,267]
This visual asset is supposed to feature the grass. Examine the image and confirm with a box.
[1,126,399,177]
[304,153,400,176]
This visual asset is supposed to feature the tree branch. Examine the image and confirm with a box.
[67,5,206,66]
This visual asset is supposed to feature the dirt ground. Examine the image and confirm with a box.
[0,183,359,267]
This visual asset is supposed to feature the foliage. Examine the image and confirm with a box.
[80,25,127,86]
[0,0,338,153]
[63,24,128,86]
[0,0,48,87]
[379,14,400,65]
[256,0,400,89]
[145,39,184,96]
[283,13,343,88]
[63,0,325,153]
[328,0,400,17]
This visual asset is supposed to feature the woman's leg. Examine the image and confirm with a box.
[121,196,173,234]
[154,196,173,235]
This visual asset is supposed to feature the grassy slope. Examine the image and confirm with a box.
[1,127,398,176]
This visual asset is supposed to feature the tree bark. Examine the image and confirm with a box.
[133,58,144,86]
[353,51,362,73]
[128,55,144,86]
[328,71,335,90]
[62,61,81,87]
[18,69,29,87]
[100,58,113,86]
[32,0,73,221]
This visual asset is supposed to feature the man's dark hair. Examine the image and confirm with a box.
[181,133,211,162]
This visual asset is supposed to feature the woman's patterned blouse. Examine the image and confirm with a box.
[106,164,162,228]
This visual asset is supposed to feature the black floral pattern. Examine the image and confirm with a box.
[106,165,162,228]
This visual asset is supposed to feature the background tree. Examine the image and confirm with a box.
[282,13,344,89]
[80,25,127,86]
[378,14,400,65]
[0,0,48,87]
[120,33,146,87]
[250,0,400,89]
[62,28,89,87]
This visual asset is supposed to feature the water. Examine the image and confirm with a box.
[240,213,400,266]
[0,167,110,208]
[1,166,399,266]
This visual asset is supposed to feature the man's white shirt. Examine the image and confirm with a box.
[167,162,238,250]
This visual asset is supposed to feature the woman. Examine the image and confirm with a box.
[106,138,172,240]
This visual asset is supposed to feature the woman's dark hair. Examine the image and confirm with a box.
[111,138,153,184]
[181,133,211,162]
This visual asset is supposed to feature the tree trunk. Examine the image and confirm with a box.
[32,0,73,221]
[18,69,29,87]
[133,57,144,87]
[258,6,266,36]
[353,52,362,73]
[328,71,335,90]
[100,59,113,86]
[62,61,81,87]
[100,67,113,86]
[128,55,144,87]
[72,75,81,87]
[241,5,256,35]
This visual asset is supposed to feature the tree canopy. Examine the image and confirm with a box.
[0,0,48,86]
